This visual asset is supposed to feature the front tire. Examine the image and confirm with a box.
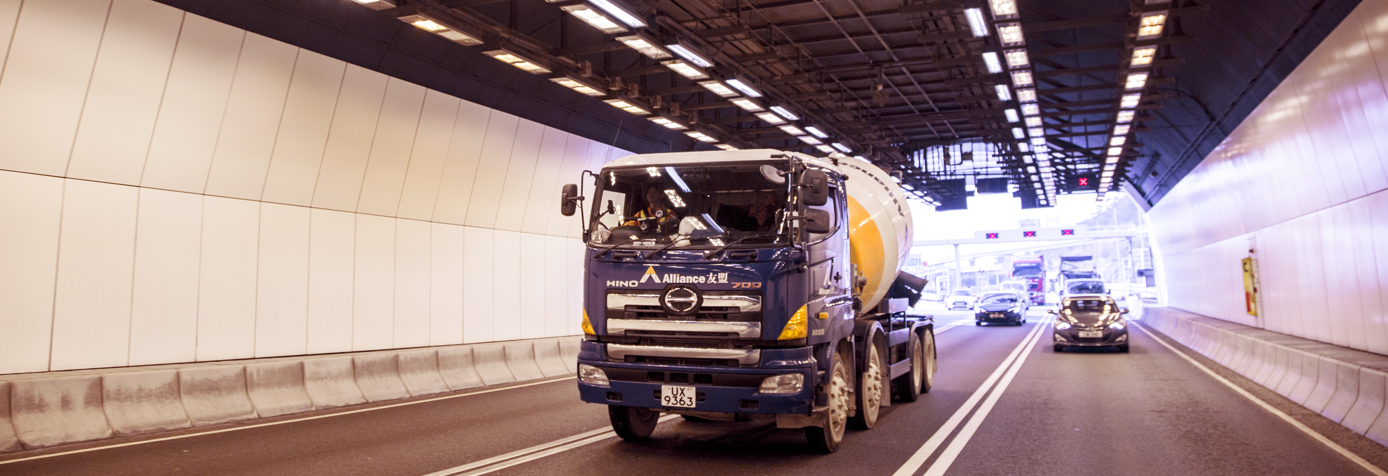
[850,343,884,430]
[609,405,659,441]
[920,330,936,394]
[894,334,923,402]
[806,352,849,453]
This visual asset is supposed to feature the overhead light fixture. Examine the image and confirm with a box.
[1023,154,1033,163]
[1120,93,1141,109]
[1018,142,1030,152]
[799,135,823,145]
[1031,137,1046,146]
[1011,70,1033,87]
[1110,136,1126,146]
[354,0,397,10]
[1021,103,1039,116]
[1004,109,1019,122]
[989,0,1018,18]
[982,52,1002,73]
[1125,72,1148,90]
[1004,49,1029,69]
[995,84,1012,101]
[730,98,763,111]
[662,60,707,79]
[804,126,829,138]
[684,131,718,143]
[1137,12,1167,39]
[1027,127,1043,137]
[1116,110,1135,123]
[665,43,714,68]
[1016,88,1036,102]
[1012,127,1025,139]
[755,112,786,124]
[815,145,836,154]
[997,23,1025,46]
[649,116,686,130]
[398,14,481,45]
[560,5,626,34]
[832,143,852,153]
[1131,46,1156,66]
[603,98,649,115]
[779,125,805,135]
[550,77,604,96]
[1027,166,1037,173]
[724,78,762,98]
[1105,156,1119,164]
[1024,116,1041,128]
[1113,124,1131,135]
[715,143,738,150]
[1107,147,1122,156]
[589,0,646,28]
[616,35,671,59]
[965,8,989,37]
[647,166,661,177]
[770,106,799,121]
[698,80,738,97]
[484,49,551,74]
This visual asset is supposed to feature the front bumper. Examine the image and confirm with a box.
[1053,325,1129,346]
[975,310,1022,323]
[576,341,817,415]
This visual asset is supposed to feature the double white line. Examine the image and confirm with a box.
[894,317,1052,476]
[424,415,679,476]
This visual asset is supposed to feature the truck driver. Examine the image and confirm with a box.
[623,186,679,234]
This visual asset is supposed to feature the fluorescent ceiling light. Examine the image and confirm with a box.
[1030,174,1039,181]
[649,116,686,130]
[1138,12,1167,39]
[755,112,786,124]
[1024,116,1041,127]
[779,125,805,135]
[1114,124,1131,135]
[1022,154,1033,163]
[560,5,626,34]
[769,106,799,121]
[965,8,989,37]
[1016,88,1036,102]
[989,0,1018,18]
[982,52,1002,73]
[1004,109,1019,122]
[398,14,481,45]
[1110,136,1126,146]
[666,43,714,68]
[1027,127,1043,137]
[603,98,649,115]
[684,131,717,143]
[1021,103,1039,116]
[354,0,396,10]
[1031,137,1046,146]
[1004,49,1029,69]
[616,35,670,59]
[698,80,738,97]
[484,50,551,74]
[1018,142,1030,152]
[662,60,707,79]
[1131,46,1156,66]
[1125,72,1148,90]
[832,143,852,153]
[724,78,762,98]
[1106,156,1119,164]
[730,98,763,111]
[804,126,829,138]
[715,144,738,150]
[995,84,1012,101]
[1027,166,1037,173]
[1012,127,1025,139]
[1011,70,1033,87]
[997,23,1025,46]
[815,145,836,153]
[1120,93,1141,109]
[589,0,645,28]
[799,135,823,145]
[550,77,604,96]
[1108,147,1122,156]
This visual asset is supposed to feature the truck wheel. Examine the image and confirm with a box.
[609,405,659,441]
[850,343,884,430]
[894,334,923,402]
[805,355,849,453]
[920,330,936,394]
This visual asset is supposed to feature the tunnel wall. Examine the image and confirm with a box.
[0,0,624,374]
[1148,0,1388,354]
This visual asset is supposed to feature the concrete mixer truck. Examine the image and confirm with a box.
[558,149,937,453]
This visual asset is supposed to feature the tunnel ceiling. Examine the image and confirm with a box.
[164,0,1360,207]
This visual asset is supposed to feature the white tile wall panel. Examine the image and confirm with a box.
[394,219,431,348]
[50,180,138,371]
[1363,12,1388,187]
[429,223,465,346]
[353,214,395,351]
[312,65,388,212]
[306,208,355,354]
[568,239,586,335]
[128,188,201,366]
[463,113,522,228]
[204,34,298,200]
[66,0,183,185]
[1372,191,1388,349]
[255,203,310,358]
[462,227,494,343]
[1335,21,1388,195]
[544,135,593,237]
[196,196,260,361]
[1349,197,1387,354]
[396,91,460,221]
[0,171,62,374]
[492,121,547,232]
[520,129,569,235]
[260,51,347,206]
[0,0,109,176]
[518,233,545,339]
[1334,205,1369,351]
[543,235,570,337]
[356,79,426,216]
[492,230,522,341]
[432,101,491,225]
[141,15,244,193]
[569,141,614,239]
[0,0,20,71]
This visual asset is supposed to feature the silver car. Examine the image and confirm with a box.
[1049,295,1129,352]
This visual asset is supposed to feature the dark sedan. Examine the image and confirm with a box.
[1050,295,1129,352]
[975,292,1028,326]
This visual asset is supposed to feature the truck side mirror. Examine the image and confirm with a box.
[804,208,832,234]
[560,184,578,216]
[800,170,829,206]
[1046,309,1057,315]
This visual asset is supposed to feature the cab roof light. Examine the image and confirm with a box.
[616,35,671,59]
[483,50,551,74]
[398,14,481,45]
[724,78,762,98]
[665,43,714,68]
[589,0,646,28]
[559,4,626,34]
[965,8,989,37]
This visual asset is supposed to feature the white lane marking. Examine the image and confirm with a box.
[0,376,578,466]
[892,319,1051,476]
[1134,322,1388,476]
[432,414,680,476]
[922,317,1049,476]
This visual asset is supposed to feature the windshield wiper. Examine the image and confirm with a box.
[593,239,642,259]
[702,232,786,259]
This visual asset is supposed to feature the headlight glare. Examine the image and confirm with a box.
[758,373,804,394]
[578,364,610,386]
[1054,321,1072,331]
[1108,320,1126,330]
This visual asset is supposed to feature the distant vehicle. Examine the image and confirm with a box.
[919,292,944,303]
[975,292,1028,326]
[1050,295,1129,352]
[1061,279,1106,299]
[947,289,976,310]
[1009,256,1046,305]
[1059,255,1098,280]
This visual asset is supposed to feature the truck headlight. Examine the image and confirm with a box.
[778,305,808,340]
[758,374,804,394]
[1054,321,1072,331]
[578,364,609,386]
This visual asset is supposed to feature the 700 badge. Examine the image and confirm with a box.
[731,282,762,289]
[661,385,696,408]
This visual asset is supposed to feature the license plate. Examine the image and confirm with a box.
[990,313,1002,319]
[661,385,696,408]
[1078,330,1103,338]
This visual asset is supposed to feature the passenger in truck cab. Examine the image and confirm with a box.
[624,186,679,234]
[748,193,781,231]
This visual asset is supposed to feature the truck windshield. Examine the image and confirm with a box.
[589,163,792,248]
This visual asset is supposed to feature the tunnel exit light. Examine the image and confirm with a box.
[986,233,1000,240]
[1078,177,1089,187]
[1061,229,1075,236]
[1023,231,1037,237]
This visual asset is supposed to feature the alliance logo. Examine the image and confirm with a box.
[638,266,730,284]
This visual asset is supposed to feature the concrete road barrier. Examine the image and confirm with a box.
[1229,336,1254,376]
[180,366,258,426]
[304,357,367,409]
[398,350,449,397]
[534,340,570,378]
[245,361,315,418]
[472,344,517,386]
[505,342,546,382]
[1306,357,1342,413]
[1272,347,1300,397]
[102,370,191,436]
[1343,368,1388,435]
[354,354,410,402]
[10,376,113,448]
[1251,342,1277,387]
[1212,331,1235,366]
[560,339,580,372]
[0,381,20,453]
[1263,346,1290,392]
[1287,350,1319,405]
[438,348,485,391]
[1322,361,1362,423]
